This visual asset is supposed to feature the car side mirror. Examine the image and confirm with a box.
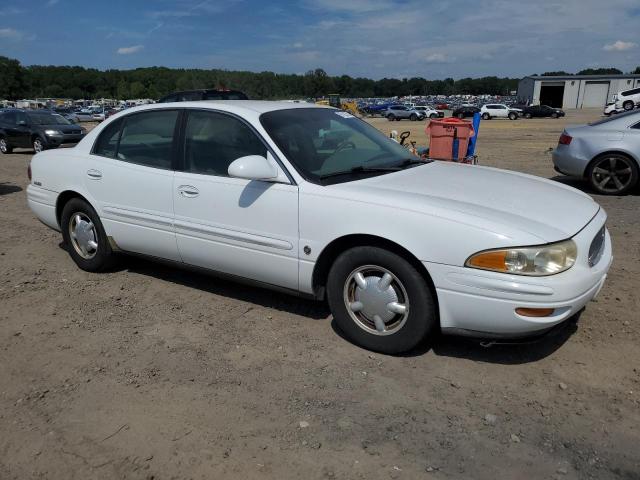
[228,154,278,181]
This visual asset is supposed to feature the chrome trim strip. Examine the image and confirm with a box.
[174,219,293,251]
[102,206,173,227]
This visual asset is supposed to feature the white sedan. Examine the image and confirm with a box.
[480,104,520,120]
[27,101,612,353]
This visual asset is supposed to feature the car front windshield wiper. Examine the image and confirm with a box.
[319,165,402,180]
[394,158,430,169]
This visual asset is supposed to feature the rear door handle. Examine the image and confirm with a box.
[87,169,102,180]
[178,185,199,198]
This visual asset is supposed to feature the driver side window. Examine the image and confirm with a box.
[183,110,267,177]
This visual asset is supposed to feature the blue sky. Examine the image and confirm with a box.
[1,0,639,79]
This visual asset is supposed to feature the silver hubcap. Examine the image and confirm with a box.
[68,213,98,259]
[343,265,409,336]
[0,139,6,152]
[33,139,43,152]
[592,156,633,193]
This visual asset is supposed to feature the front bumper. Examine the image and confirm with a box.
[45,133,85,147]
[425,209,612,338]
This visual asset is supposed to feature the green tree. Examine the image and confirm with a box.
[0,56,25,99]
[577,67,622,75]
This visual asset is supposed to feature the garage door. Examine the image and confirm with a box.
[582,82,609,108]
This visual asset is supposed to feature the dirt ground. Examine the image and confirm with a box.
[1,109,639,480]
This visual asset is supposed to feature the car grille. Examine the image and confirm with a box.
[588,226,606,267]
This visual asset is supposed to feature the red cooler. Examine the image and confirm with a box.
[426,118,475,161]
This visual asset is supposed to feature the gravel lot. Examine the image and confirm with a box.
[1,109,639,480]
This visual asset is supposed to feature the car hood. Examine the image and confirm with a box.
[329,162,599,243]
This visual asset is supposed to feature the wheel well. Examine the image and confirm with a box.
[585,151,639,178]
[55,191,91,227]
[312,234,438,307]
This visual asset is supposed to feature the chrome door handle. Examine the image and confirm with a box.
[87,169,102,179]
[178,185,199,198]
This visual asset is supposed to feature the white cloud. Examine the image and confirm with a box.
[293,42,303,48]
[46,0,59,6]
[424,53,448,63]
[308,0,393,12]
[117,45,144,54]
[603,40,637,51]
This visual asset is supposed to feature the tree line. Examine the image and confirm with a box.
[2,56,638,101]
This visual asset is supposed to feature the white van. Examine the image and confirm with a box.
[614,87,640,111]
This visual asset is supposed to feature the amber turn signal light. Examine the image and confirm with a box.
[515,307,555,317]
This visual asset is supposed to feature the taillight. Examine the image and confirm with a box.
[27,163,32,181]
[559,133,572,145]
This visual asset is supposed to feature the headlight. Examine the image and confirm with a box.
[466,239,577,276]
[44,129,62,136]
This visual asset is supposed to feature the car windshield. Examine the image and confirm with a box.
[28,112,70,125]
[260,108,426,184]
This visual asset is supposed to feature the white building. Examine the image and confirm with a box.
[517,74,640,109]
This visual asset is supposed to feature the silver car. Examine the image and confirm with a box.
[385,105,425,121]
[552,111,640,195]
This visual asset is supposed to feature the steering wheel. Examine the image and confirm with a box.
[399,131,411,145]
[334,140,356,154]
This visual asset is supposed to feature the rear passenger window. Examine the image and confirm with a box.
[93,118,123,158]
[183,110,267,176]
[117,110,178,169]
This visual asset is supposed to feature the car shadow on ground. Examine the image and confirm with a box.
[121,254,331,320]
[329,313,580,364]
[0,183,23,196]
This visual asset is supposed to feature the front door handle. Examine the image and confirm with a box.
[87,169,102,180]
[178,185,199,198]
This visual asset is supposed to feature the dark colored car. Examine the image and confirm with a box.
[158,89,249,103]
[0,109,86,154]
[522,105,565,119]
[451,105,480,119]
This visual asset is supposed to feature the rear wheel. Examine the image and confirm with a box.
[61,198,116,272]
[623,101,634,111]
[587,153,638,195]
[481,113,490,120]
[457,113,464,119]
[0,137,12,154]
[524,112,532,119]
[327,246,436,354]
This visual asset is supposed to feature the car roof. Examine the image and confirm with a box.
[125,100,330,115]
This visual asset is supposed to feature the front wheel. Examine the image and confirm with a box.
[623,101,634,111]
[524,113,532,119]
[33,137,45,153]
[0,137,12,154]
[551,112,559,118]
[327,246,437,354]
[457,113,464,119]
[387,114,395,121]
[410,113,418,121]
[508,112,518,120]
[430,113,437,119]
[61,198,117,272]
[587,154,638,195]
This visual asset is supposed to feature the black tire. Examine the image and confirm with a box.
[410,113,418,121]
[0,136,12,154]
[623,101,634,111]
[60,198,116,272]
[508,112,518,120]
[587,153,639,195]
[327,246,437,354]
[430,113,437,119]
[481,112,490,120]
[524,112,532,119]
[457,113,464,119]
[32,136,46,153]
[551,112,559,118]
[387,114,395,121]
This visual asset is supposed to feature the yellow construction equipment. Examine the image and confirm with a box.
[315,94,361,116]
